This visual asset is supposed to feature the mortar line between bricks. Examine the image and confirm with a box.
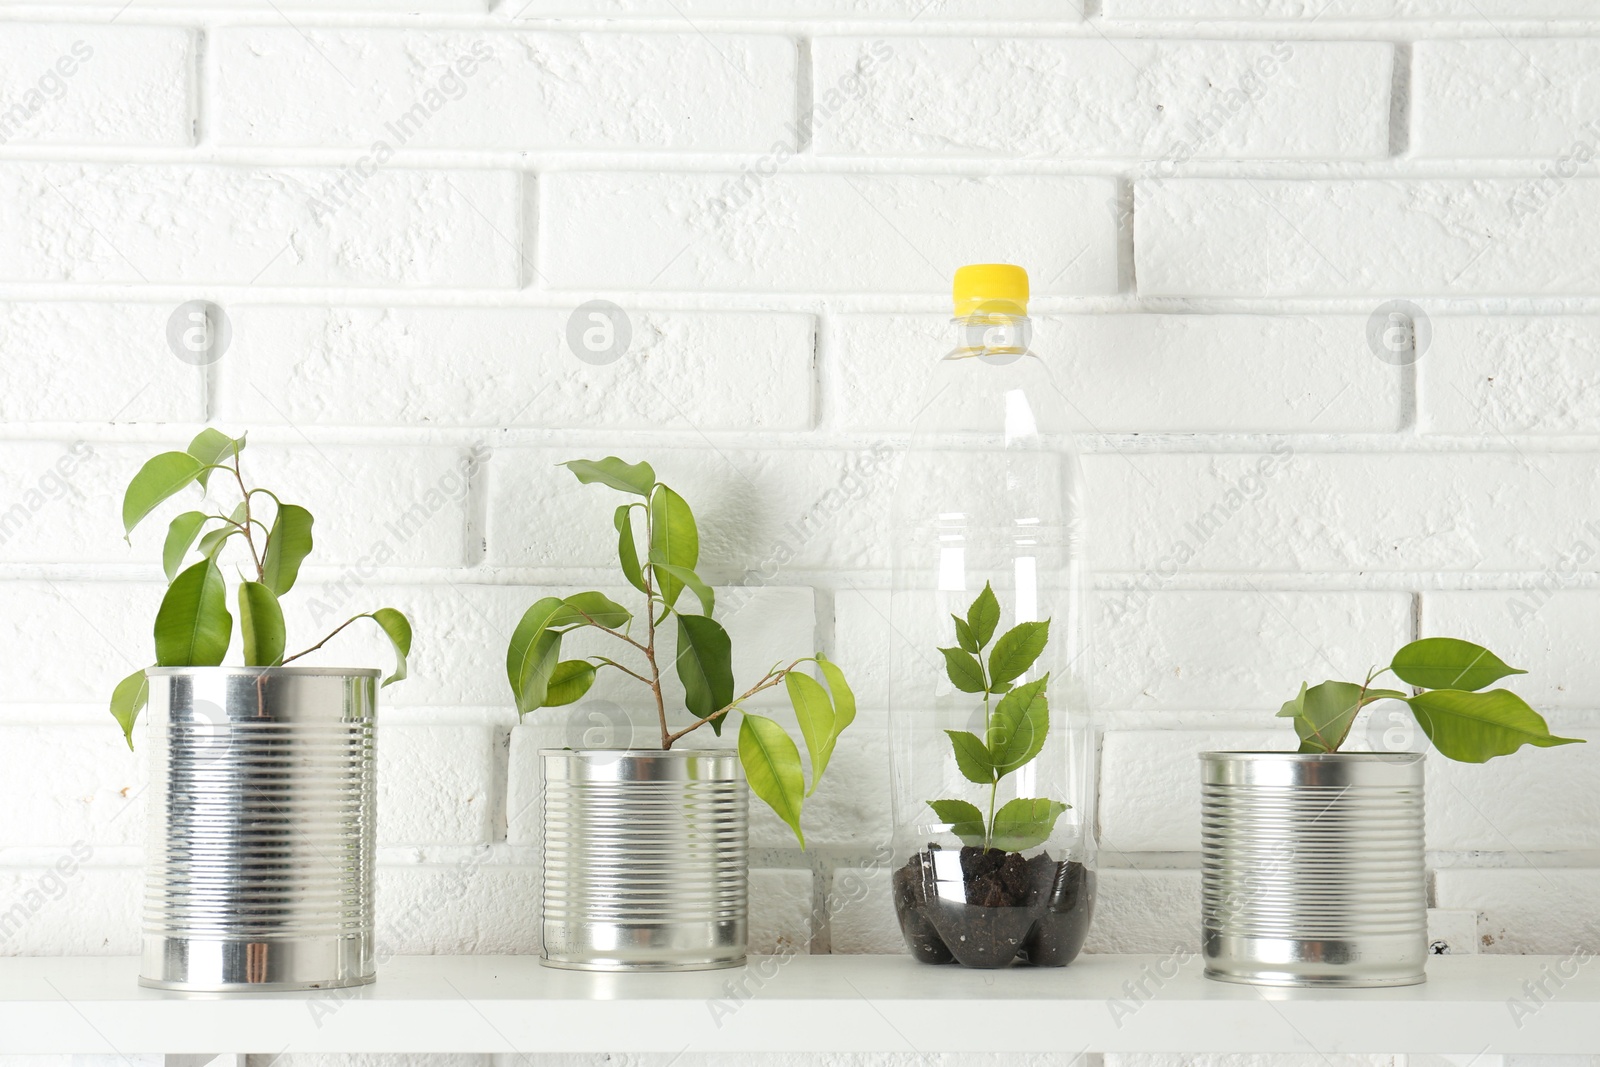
[20,9,1600,39]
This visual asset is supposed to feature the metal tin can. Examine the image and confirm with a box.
[1200,751,1427,988]
[141,667,379,992]
[541,749,747,971]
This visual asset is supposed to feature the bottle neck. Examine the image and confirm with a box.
[949,311,1032,360]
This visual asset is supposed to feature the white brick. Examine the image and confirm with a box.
[0,164,520,287]
[1433,868,1600,954]
[0,27,191,148]
[378,861,541,954]
[219,306,814,431]
[251,1057,487,1067]
[750,868,813,954]
[831,314,1402,434]
[0,861,138,954]
[1082,868,1199,955]
[0,441,120,564]
[1106,0,1593,15]
[216,30,795,153]
[379,722,498,846]
[1093,452,1600,575]
[539,173,1117,295]
[487,446,894,576]
[1425,592,1600,712]
[1415,41,1600,160]
[0,303,203,423]
[815,39,1390,161]
[0,582,155,704]
[1109,1058,1396,1067]
[1421,317,1600,435]
[509,0,1072,16]
[827,864,902,955]
[1136,179,1600,297]
[1100,729,1282,854]
[1427,727,1600,852]
[0,726,143,848]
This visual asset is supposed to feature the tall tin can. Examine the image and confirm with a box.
[141,667,379,992]
[1200,751,1427,988]
[541,749,747,971]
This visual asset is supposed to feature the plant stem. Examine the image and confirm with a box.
[640,508,669,750]
[986,779,998,853]
[231,454,264,582]
[661,661,800,747]
[281,614,363,665]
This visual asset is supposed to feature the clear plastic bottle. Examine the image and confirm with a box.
[887,264,1096,968]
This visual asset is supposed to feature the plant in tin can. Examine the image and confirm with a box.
[505,457,856,847]
[109,429,412,745]
[1279,637,1581,761]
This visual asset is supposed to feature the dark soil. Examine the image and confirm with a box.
[891,844,1095,968]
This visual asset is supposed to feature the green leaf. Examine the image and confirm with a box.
[988,675,1050,774]
[815,653,857,742]
[1291,681,1407,754]
[357,608,412,687]
[786,672,836,795]
[110,669,149,750]
[544,660,597,707]
[260,503,314,596]
[614,504,648,596]
[952,616,979,655]
[154,559,232,667]
[506,597,568,714]
[928,799,987,849]
[1407,688,1584,763]
[988,620,1050,688]
[653,563,715,616]
[1277,681,1308,719]
[740,713,806,848]
[648,485,698,608]
[563,457,657,496]
[162,511,210,583]
[945,729,995,785]
[938,647,987,694]
[185,429,244,490]
[966,582,1001,649]
[197,526,233,560]
[123,451,203,535]
[552,591,632,630]
[237,581,285,667]
[991,797,1069,852]
[1391,638,1527,692]
[675,613,734,730]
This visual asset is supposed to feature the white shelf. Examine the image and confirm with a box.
[0,954,1593,1056]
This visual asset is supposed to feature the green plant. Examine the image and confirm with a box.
[928,583,1068,853]
[110,430,412,746]
[506,457,855,848]
[1279,637,1583,762]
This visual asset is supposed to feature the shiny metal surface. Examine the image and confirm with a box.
[541,749,748,972]
[1200,751,1427,988]
[141,667,379,992]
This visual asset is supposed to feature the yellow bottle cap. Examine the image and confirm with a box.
[953,263,1029,317]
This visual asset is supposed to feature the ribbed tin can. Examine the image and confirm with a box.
[541,749,747,971]
[141,667,379,992]
[1200,751,1427,988]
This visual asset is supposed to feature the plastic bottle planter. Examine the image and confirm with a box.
[540,749,748,971]
[142,667,378,992]
[1200,752,1427,988]
[887,264,1098,969]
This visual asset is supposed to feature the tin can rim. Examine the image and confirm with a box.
[145,665,383,678]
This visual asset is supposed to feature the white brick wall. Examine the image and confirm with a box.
[1,2,1598,1061]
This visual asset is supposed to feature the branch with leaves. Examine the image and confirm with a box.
[1280,637,1582,762]
[928,582,1068,853]
[505,457,856,848]
[110,430,412,747]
